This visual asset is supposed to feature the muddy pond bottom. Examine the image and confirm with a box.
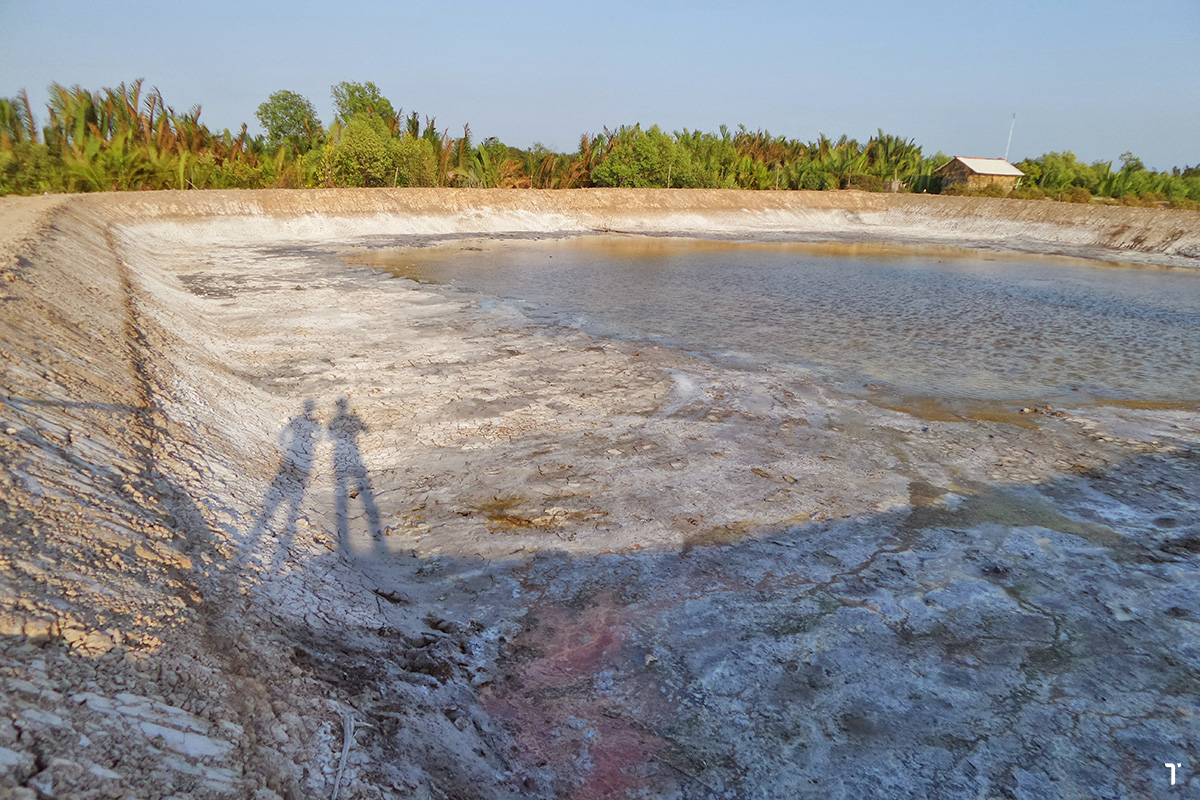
[349,236,1200,408]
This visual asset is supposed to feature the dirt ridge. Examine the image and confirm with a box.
[7,188,1199,267]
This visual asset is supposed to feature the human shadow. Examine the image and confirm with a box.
[241,399,321,570]
[328,396,384,555]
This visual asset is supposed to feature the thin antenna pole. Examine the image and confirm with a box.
[1004,113,1016,162]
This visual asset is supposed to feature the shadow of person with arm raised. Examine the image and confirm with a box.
[328,396,384,556]
[240,399,320,571]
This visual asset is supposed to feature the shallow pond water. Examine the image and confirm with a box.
[353,236,1200,407]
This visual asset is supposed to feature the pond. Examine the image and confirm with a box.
[352,236,1200,409]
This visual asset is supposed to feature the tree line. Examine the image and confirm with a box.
[2,79,1197,208]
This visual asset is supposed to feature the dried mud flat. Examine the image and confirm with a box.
[0,189,1198,800]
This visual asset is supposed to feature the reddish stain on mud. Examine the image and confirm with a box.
[481,591,681,798]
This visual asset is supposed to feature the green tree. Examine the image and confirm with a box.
[864,130,922,185]
[676,128,738,188]
[1119,152,1145,174]
[591,125,697,188]
[323,113,395,186]
[0,140,52,195]
[0,91,38,146]
[452,140,525,188]
[255,90,323,153]
[394,136,438,187]
[330,81,397,127]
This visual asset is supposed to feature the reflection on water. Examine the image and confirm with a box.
[354,237,1200,407]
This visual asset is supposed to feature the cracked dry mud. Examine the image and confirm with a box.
[0,190,1198,800]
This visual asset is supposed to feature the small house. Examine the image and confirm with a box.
[937,156,1024,192]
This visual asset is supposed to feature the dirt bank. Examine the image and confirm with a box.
[20,187,1200,268]
[1,190,1198,799]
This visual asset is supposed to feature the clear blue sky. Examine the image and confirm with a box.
[2,0,1197,169]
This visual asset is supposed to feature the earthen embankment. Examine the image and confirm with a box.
[12,188,1198,267]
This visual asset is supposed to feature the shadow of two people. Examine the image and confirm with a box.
[242,397,383,568]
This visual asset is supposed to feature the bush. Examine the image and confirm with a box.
[1119,192,1166,208]
[1009,185,1047,200]
[394,137,438,187]
[0,141,56,194]
[1167,196,1200,210]
[324,114,396,187]
[939,183,1010,198]
[846,174,883,192]
[591,125,698,188]
[797,170,835,191]
[187,152,265,189]
[918,175,944,194]
[1066,187,1092,204]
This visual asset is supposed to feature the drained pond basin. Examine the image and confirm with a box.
[358,236,1200,407]
[1,190,1199,800]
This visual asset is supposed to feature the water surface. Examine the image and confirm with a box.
[354,237,1200,408]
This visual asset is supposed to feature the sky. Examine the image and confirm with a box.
[2,0,1197,170]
